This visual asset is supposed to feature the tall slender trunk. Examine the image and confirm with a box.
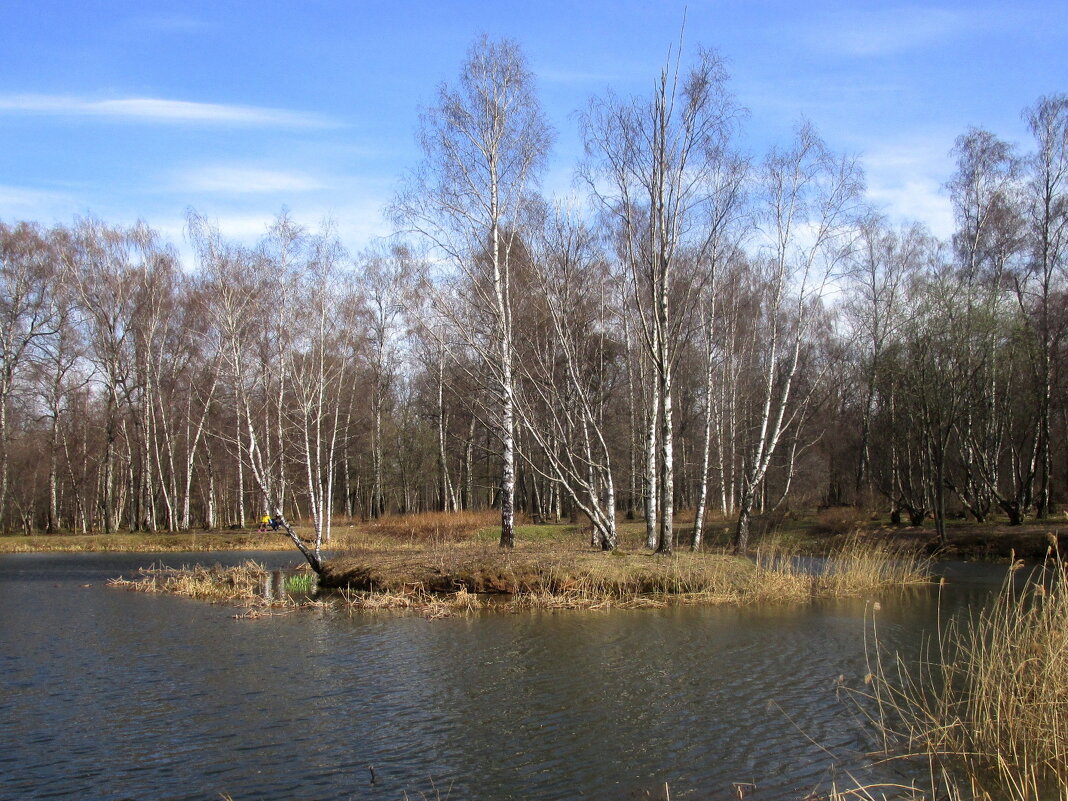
[657,360,674,554]
[463,417,475,511]
[693,296,719,550]
[47,416,59,534]
[371,378,383,518]
[436,356,454,512]
[499,352,516,547]
[235,397,245,528]
[735,483,754,552]
[0,379,8,532]
[644,378,659,549]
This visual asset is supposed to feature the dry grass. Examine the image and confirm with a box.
[340,584,483,619]
[819,766,1013,801]
[816,536,933,596]
[852,541,1068,801]
[331,510,501,549]
[321,533,929,611]
[100,510,929,623]
[105,531,929,621]
[108,561,271,603]
[0,530,297,553]
[815,507,875,537]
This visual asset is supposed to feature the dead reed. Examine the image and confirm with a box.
[108,561,270,602]
[853,543,1068,801]
[340,584,482,619]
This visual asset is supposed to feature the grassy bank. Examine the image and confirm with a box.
[851,543,1068,800]
[7,505,1068,562]
[0,530,299,553]
[321,535,928,605]
[108,520,929,616]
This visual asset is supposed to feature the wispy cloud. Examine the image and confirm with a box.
[126,13,213,34]
[179,166,326,194]
[0,184,77,218]
[165,197,391,256]
[806,6,974,57]
[0,94,335,128]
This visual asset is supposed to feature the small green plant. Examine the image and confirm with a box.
[284,573,315,594]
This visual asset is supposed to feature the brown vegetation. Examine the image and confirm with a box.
[851,546,1068,800]
[108,561,272,603]
[347,510,501,545]
[0,530,297,554]
[106,518,929,616]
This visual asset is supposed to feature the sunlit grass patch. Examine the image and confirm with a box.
[283,572,316,595]
[337,510,500,547]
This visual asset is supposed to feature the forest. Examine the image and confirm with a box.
[1,37,1066,554]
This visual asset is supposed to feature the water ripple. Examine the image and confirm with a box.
[0,553,1002,801]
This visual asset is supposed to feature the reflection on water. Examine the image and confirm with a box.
[0,552,1004,801]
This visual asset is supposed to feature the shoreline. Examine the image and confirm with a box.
[4,516,1067,562]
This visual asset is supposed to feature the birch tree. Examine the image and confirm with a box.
[844,218,929,502]
[392,35,552,548]
[517,205,621,549]
[359,243,417,518]
[285,225,350,551]
[0,222,58,530]
[945,129,1027,523]
[581,45,742,554]
[67,220,153,533]
[1023,95,1068,517]
[731,123,865,552]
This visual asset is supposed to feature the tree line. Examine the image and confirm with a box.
[1,37,1066,553]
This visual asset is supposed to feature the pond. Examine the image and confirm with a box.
[0,551,1008,801]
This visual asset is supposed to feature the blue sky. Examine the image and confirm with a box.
[2,0,1066,258]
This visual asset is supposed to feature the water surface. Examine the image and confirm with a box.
[0,551,1005,800]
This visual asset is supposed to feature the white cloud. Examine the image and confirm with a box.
[159,196,393,261]
[179,166,326,194]
[860,135,956,238]
[0,94,335,128]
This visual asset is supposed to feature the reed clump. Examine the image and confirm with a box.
[816,535,932,596]
[340,584,482,619]
[108,561,270,602]
[856,544,1068,800]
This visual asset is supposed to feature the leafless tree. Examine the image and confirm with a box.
[581,44,742,553]
[732,123,865,551]
[517,204,620,548]
[392,36,553,547]
[1023,96,1068,517]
